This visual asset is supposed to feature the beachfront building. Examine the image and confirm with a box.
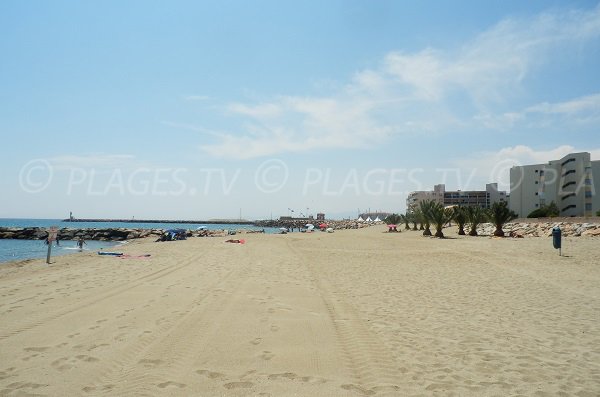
[406,183,507,212]
[509,152,600,218]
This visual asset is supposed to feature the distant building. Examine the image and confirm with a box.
[279,215,314,221]
[406,183,507,212]
[509,152,600,217]
[316,213,325,221]
[357,212,391,222]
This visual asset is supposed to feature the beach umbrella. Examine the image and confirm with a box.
[305,224,315,230]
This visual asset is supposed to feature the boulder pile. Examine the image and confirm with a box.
[0,227,269,241]
[0,227,163,241]
[255,219,382,230]
[474,221,600,237]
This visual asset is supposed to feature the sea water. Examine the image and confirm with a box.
[0,239,121,263]
[0,218,278,263]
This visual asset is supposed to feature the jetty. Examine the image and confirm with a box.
[62,218,254,225]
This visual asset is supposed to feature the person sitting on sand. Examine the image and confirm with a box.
[225,239,245,244]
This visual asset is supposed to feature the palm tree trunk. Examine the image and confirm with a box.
[435,227,444,238]
[494,226,505,237]
[458,225,465,235]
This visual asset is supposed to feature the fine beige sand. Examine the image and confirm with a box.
[1,226,599,396]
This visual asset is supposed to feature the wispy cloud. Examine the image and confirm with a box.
[197,5,600,159]
[473,93,600,130]
[525,94,600,117]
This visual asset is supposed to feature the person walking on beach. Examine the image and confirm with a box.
[77,237,86,251]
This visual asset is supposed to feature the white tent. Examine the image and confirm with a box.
[365,217,373,222]
[374,216,381,222]
[357,216,364,222]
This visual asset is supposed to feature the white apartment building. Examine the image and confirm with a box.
[406,183,507,212]
[509,152,600,217]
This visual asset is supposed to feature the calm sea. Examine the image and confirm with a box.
[0,218,275,264]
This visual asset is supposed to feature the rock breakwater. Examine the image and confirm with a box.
[474,221,600,237]
[255,219,382,230]
[0,227,265,241]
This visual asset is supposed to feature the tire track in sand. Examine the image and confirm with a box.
[82,263,251,395]
[0,252,199,340]
[286,240,403,396]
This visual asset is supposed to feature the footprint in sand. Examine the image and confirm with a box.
[51,355,99,371]
[196,369,226,380]
[267,372,327,384]
[0,367,17,381]
[223,381,254,389]
[138,359,164,368]
[157,381,186,389]
[250,337,262,345]
[260,351,274,361]
[341,384,376,396]
[23,347,50,353]
[270,325,280,332]
[3,381,47,392]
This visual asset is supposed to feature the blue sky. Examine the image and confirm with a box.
[2,0,600,220]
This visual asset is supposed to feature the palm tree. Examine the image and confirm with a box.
[487,201,518,237]
[409,212,418,230]
[429,202,454,238]
[400,214,410,230]
[419,200,434,236]
[465,206,486,236]
[453,206,467,235]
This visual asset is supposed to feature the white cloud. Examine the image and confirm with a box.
[525,94,600,116]
[475,94,600,130]
[196,5,600,159]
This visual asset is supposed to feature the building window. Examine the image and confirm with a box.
[562,169,576,177]
[535,204,539,207]
[535,170,538,173]
[585,179,592,185]
[535,181,538,184]
[586,203,593,211]
[535,192,538,196]
[585,191,593,198]
[561,158,576,166]
[540,170,545,176]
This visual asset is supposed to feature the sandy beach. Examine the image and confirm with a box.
[0,226,599,396]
